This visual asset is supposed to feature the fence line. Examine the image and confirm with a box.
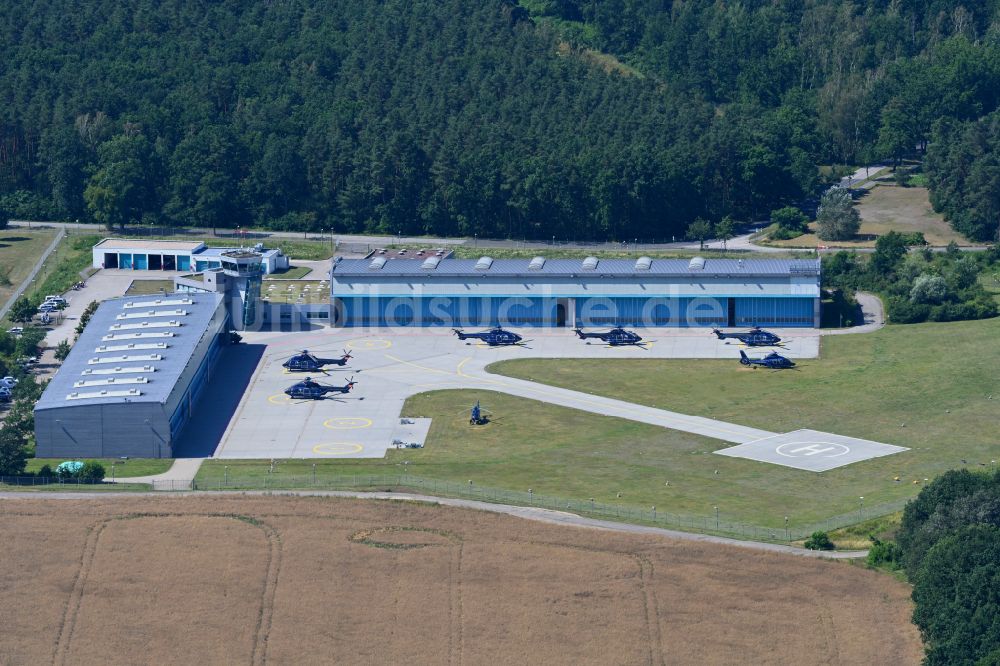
[0,473,910,540]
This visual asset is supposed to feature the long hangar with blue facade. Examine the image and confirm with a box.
[34,293,229,459]
[329,256,821,328]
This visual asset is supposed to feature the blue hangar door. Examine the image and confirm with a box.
[336,296,560,326]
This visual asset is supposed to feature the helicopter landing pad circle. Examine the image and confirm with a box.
[323,417,373,430]
[775,442,850,459]
[268,394,293,405]
[714,429,909,472]
[312,442,365,456]
[346,338,391,350]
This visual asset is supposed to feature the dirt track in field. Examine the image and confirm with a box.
[0,496,922,665]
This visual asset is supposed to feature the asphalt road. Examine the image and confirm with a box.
[0,489,868,559]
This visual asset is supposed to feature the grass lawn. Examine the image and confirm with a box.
[267,265,313,279]
[486,317,1000,524]
[767,184,968,248]
[198,389,767,520]
[125,279,175,295]
[23,234,102,303]
[25,458,173,477]
[0,228,59,306]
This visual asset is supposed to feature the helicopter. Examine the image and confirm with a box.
[573,327,644,346]
[452,326,523,346]
[739,350,795,369]
[282,349,353,372]
[283,376,357,400]
[712,327,782,346]
[470,400,491,425]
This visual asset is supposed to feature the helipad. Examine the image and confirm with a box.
[714,429,909,472]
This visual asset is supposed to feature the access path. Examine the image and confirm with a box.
[0,489,867,559]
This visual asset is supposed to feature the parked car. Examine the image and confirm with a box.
[1,376,18,389]
[6,327,23,336]
[38,303,58,313]
[0,387,11,403]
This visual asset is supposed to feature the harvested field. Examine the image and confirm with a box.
[0,496,922,665]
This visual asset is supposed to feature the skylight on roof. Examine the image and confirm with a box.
[95,343,169,353]
[66,388,142,401]
[635,256,652,271]
[369,256,387,270]
[122,298,192,309]
[528,256,546,270]
[102,332,175,342]
[581,256,599,270]
[116,309,187,320]
[109,320,182,331]
[88,354,162,365]
[73,377,149,388]
[475,256,494,271]
[82,366,156,375]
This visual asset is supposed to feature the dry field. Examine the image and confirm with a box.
[768,184,966,248]
[0,496,922,665]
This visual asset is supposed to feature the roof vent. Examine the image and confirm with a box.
[688,256,706,271]
[635,256,652,271]
[368,256,387,270]
[421,256,442,270]
[475,256,494,271]
[581,256,599,270]
[528,256,546,271]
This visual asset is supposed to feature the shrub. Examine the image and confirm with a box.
[78,460,106,482]
[770,206,808,238]
[37,464,54,478]
[886,296,930,323]
[910,274,949,304]
[866,537,903,569]
[804,531,834,550]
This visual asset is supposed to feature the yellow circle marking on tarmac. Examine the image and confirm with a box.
[268,394,293,405]
[312,442,365,456]
[323,417,373,430]
[347,338,392,350]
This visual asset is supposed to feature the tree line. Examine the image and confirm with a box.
[883,469,1000,664]
[0,0,999,240]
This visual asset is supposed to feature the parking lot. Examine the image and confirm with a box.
[213,326,822,459]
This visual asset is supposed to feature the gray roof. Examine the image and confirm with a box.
[35,293,224,410]
[332,256,820,278]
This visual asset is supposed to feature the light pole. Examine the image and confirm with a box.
[714,505,719,530]
[224,465,229,486]
[111,462,116,482]
[859,496,864,521]
[784,516,789,541]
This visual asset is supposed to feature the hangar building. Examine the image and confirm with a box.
[34,292,229,458]
[93,239,290,274]
[329,256,821,328]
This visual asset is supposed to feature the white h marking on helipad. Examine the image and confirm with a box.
[789,444,838,456]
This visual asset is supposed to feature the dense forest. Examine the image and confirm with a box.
[1,0,999,240]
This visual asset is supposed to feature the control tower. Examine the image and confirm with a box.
[218,250,264,329]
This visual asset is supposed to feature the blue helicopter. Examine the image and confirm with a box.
[470,400,491,425]
[713,327,782,346]
[284,376,357,400]
[282,349,352,372]
[739,350,795,369]
[452,326,523,346]
[573,327,645,347]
